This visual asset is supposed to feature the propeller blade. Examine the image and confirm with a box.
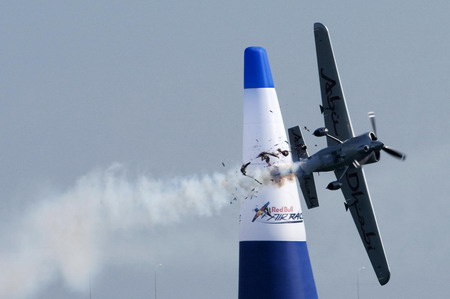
[382,146,406,161]
[368,111,377,135]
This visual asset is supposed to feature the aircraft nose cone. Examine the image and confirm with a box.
[371,140,384,151]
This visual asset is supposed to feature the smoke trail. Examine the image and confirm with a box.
[0,163,261,299]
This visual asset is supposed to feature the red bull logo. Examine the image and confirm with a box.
[270,206,294,213]
[252,202,303,224]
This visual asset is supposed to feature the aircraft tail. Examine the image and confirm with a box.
[288,126,319,209]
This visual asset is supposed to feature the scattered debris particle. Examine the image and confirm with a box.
[240,162,251,176]
[277,148,289,157]
[253,178,262,185]
[257,151,279,159]
[257,151,279,165]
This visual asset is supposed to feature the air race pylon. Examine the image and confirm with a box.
[239,47,318,299]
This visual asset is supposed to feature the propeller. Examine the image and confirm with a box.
[368,112,406,161]
[382,146,406,161]
[368,111,377,135]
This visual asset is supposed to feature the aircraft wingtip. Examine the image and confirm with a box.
[314,22,328,31]
[378,270,391,286]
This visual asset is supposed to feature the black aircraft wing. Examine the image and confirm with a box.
[288,126,309,160]
[288,126,319,209]
[335,166,390,285]
[314,23,354,146]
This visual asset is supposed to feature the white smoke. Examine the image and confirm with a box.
[0,163,261,299]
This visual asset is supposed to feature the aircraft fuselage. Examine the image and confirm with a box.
[299,132,383,174]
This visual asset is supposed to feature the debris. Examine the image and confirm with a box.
[269,110,273,113]
[257,151,279,165]
[304,126,310,132]
[257,151,279,159]
[253,178,262,185]
[277,148,289,157]
[240,162,251,176]
[222,162,225,167]
[240,162,262,184]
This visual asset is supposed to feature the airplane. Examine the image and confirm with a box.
[287,23,406,286]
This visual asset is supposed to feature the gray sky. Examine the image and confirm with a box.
[1,1,449,298]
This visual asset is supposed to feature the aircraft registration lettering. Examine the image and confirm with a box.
[303,176,317,200]
[290,130,305,158]
[345,170,376,251]
[320,68,341,136]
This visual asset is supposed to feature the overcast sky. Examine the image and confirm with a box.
[1,1,450,298]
